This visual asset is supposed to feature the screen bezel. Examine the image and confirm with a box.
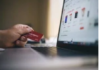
[57,0,98,54]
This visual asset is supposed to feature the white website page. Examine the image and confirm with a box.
[59,0,98,44]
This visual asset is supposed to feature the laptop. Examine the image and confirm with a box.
[32,0,98,55]
[0,0,98,69]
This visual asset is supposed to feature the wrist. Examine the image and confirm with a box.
[0,30,7,48]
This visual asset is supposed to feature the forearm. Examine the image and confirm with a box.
[0,30,5,48]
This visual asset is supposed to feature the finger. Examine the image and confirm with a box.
[20,36,27,42]
[19,25,34,35]
[13,24,34,34]
[5,43,14,48]
[16,40,27,47]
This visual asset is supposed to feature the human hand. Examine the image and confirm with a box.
[0,24,33,48]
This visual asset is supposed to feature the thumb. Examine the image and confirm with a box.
[16,40,27,47]
[19,26,33,35]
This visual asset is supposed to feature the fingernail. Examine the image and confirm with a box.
[22,37,25,40]
[27,28,32,32]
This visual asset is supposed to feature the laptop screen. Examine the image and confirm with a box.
[58,0,98,46]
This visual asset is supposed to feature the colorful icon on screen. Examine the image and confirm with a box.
[80,27,84,30]
[82,8,85,17]
[75,11,78,18]
[65,15,68,23]
[70,14,72,21]
[87,11,90,17]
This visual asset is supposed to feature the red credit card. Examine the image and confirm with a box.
[24,31,43,42]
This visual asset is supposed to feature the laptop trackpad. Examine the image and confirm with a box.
[57,48,87,57]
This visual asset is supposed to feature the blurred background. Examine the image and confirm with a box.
[0,0,63,39]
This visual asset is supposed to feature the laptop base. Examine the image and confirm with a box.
[32,47,90,57]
